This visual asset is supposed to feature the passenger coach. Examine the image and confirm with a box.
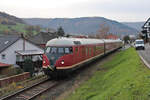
[42,37,122,77]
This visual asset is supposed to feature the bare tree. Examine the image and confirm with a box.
[96,23,110,39]
[35,25,41,33]
[123,35,130,44]
[3,29,9,35]
[26,26,34,38]
[88,34,96,38]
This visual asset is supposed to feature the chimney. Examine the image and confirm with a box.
[21,34,25,51]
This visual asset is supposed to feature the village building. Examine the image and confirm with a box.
[0,34,44,66]
[106,34,119,40]
[29,31,57,48]
[142,18,150,42]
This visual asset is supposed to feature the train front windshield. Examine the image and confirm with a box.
[45,47,73,54]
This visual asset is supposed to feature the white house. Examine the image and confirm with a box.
[142,18,150,39]
[0,34,44,65]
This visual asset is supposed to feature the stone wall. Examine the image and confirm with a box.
[0,72,30,87]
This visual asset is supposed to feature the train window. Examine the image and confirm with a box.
[45,47,51,53]
[65,48,70,53]
[96,46,103,51]
[75,47,78,53]
[58,48,64,53]
[86,48,88,56]
[94,46,96,55]
[89,48,91,56]
[51,47,57,53]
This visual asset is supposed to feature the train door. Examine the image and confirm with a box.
[73,46,80,64]
[89,47,92,58]
[91,45,95,57]
[78,46,82,62]
[81,46,86,61]
[93,45,96,56]
[85,46,89,59]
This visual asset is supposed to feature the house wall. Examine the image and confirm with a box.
[0,38,44,65]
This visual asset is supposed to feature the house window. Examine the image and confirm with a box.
[1,54,6,59]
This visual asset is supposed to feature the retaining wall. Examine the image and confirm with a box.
[0,72,30,87]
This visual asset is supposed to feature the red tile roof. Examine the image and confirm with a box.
[0,62,11,67]
[106,34,118,39]
[72,35,87,38]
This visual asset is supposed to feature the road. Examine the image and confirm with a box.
[138,43,150,68]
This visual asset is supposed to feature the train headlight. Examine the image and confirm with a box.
[43,61,46,64]
[61,60,64,64]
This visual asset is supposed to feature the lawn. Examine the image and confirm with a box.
[66,48,150,100]
[0,23,27,34]
[0,23,39,35]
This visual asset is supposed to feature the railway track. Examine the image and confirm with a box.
[0,78,59,100]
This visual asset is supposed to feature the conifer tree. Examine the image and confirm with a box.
[57,26,65,37]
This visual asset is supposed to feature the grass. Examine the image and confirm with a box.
[0,23,39,35]
[11,23,27,33]
[0,23,26,33]
[66,48,150,100]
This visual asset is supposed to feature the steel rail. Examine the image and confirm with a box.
[0,77,50,100]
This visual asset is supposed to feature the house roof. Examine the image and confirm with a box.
[0,62,11,68]
[0,35,21,53]
[0,34,43,53]
[142,18,150,28]
[106,34,118,40]
[29,32,57,45]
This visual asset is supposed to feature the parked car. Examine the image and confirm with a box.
[135,39,145,50]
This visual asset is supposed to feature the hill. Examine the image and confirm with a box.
[23,17,139,36]
[0,12,43,36]
[0,12,24,24]
[0,12,26,35]
[122,22,144,31]
[23,18,50,26]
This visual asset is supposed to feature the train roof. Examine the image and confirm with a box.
[46,37,122,46]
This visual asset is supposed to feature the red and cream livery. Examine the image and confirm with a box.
[42,37,122,77]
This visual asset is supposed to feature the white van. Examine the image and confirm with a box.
[135,39,145,50]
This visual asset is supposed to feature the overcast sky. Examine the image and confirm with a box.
[0,0,149,22]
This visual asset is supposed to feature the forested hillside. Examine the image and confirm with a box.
[0,12,42,37]
[23,17,139,36]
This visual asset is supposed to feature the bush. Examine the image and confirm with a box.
[15,67,24,75]
[23,59,34,77]
[5,67,24,77]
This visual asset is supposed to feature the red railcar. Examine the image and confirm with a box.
[42,37,122,77]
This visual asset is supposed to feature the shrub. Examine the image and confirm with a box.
[15,67,24,74]
[5,67,24,77]
[23,59,34,77]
